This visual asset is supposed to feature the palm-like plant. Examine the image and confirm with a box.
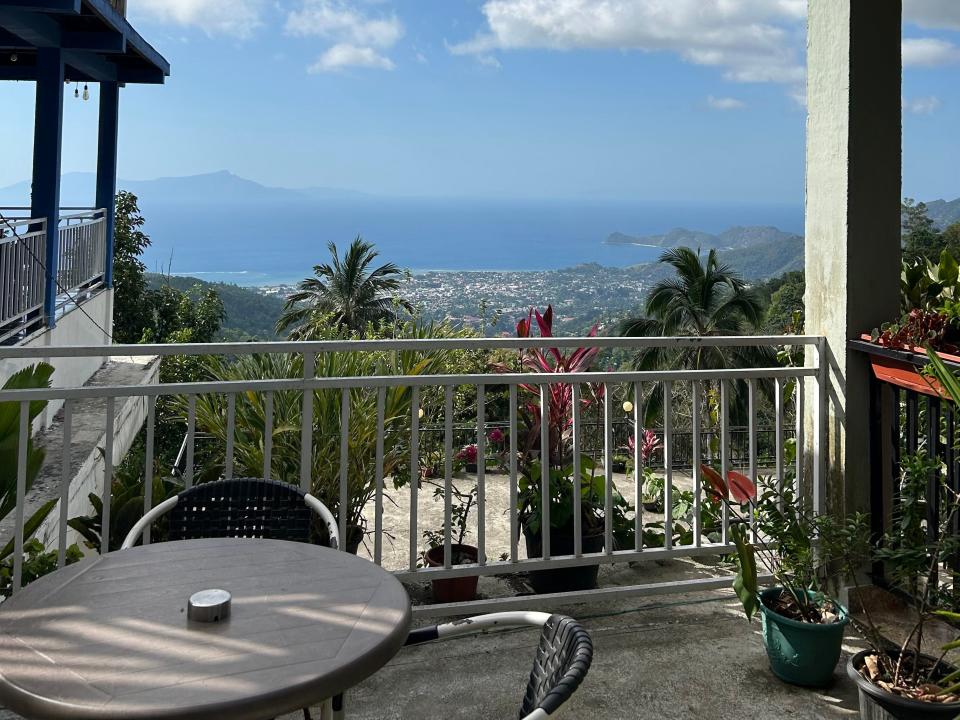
[277,236,411,338]
[620,247,775,425]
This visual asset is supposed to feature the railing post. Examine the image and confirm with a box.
[30,47,65,328]
[813,336,828,515]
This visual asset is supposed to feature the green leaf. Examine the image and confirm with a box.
[731,524,759,620]
[0,499,58,561]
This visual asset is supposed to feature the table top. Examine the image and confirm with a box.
[0,538,411,720]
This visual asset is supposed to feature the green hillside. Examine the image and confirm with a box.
[145,274,284,341]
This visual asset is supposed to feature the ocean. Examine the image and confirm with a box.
[137,197,803,287]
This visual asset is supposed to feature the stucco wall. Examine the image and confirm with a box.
[0,288,113,429]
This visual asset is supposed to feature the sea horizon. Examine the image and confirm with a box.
[139,196,804,287]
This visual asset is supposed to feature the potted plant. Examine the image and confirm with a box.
[518,454,627,593]
[860,251,960,395]
[705,465,864,687]
[454,443,479,474]
[421,481,480,603]
[842,349,960,717]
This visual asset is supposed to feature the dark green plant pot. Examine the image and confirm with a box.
[848,650,960,719]
[522,526,603,594]
[759,587,849,687]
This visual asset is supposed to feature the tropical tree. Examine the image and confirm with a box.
[277,237,411,338]
[619,247,775,425]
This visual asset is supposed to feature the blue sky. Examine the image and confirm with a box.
[3,0,960,203]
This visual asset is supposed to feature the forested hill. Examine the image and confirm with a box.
[145,274,285,341]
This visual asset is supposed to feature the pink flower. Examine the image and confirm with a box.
[488,428,505,444]
[455,444,478,463]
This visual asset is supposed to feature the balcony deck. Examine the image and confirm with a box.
[354,562,868,719]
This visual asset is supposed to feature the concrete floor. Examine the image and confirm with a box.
[348,560,868,720]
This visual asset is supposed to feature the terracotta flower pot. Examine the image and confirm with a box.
[423,544,479,603]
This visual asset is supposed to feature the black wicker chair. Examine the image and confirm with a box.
[121,478,339,550]
[404,612,593,719]
[121,479,343,720]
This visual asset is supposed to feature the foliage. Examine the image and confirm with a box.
[518,455,631,539]
[0,539,82,598]
[68,472,182,553]
[619,247,775,425]
[421,480,478,564]
[112,191,151,343]
[277,236,412,338]
[185,318,470,534]
[146,273,285,340]
[840,350,960,700]
[902,198,943,263]
[763,271,805,334]
[873,308,950,352]
[705,467,870,624]
[493,305,601,465]
[0,364,59,564]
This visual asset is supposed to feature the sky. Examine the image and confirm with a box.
[2,0,960,204]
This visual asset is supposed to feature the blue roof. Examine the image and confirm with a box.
[0,0,170,84]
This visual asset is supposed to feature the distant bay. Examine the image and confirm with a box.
[135,197,802,287]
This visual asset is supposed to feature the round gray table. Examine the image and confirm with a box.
[0,538,411,720]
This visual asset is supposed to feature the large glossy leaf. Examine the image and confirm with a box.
[731,523,759,620]
[726,470,757,504]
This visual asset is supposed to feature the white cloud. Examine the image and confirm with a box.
[286,0,403,46]
[477,54,502,70]
[707,95,745,110]
[448,0,806,88]
[904,0,960,31]
[133,0,264,38]
[902,37,960,67]
[288,0,403,73]
[308,43,395,73]
[903,95,942,115]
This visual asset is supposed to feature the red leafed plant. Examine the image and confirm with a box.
[700,464,757,505]
[493,305,601,466]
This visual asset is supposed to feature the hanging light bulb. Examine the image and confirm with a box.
[622,400,634,414]
[418,408,425,420]
[9,53,17,63]
[74,84,79,99]
[82,84,89,101]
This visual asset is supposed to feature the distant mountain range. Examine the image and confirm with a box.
[609,225,804,279]
[926,198,960,229]
[0,170,369,207]
[607,225,801,252]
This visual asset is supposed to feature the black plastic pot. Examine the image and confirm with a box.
[848,650,960,719]
[522,526,603,594]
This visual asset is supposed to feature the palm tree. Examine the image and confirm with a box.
[620,247,775,425]
[277,236,411,338]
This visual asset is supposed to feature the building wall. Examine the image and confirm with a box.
[0,288,113,429]
[32,358,160,553]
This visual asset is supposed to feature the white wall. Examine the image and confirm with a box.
[0,288,113,428]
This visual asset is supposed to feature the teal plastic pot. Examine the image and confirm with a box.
[759,587,849,687]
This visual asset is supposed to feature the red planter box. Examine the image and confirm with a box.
[859,333,957,397]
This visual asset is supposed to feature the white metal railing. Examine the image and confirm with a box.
[0,217,46,344]
[0,336,828,610]
[56,209,107,308]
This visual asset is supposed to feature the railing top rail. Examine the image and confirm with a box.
[0,335,823,360]
[0,217,47,232]
[0,365,818,402]
[58,209,107,223]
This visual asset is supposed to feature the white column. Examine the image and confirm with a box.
[804,0,902,513]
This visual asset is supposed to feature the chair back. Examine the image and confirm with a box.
[519,615,593,719]
[167,478,315,544]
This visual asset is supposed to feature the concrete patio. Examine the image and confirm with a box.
[350,558,868,719]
